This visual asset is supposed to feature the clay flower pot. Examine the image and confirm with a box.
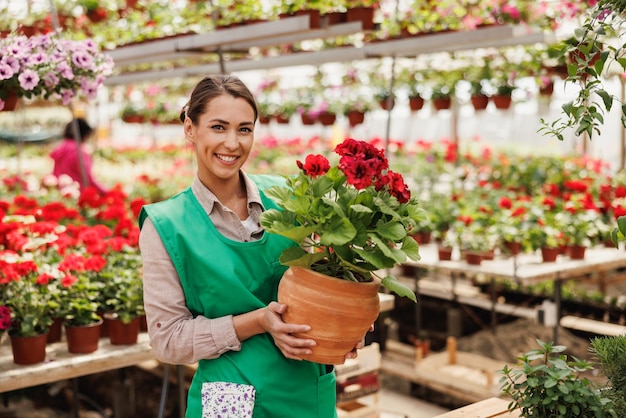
[10,333,48,365]
[278,266,380,365]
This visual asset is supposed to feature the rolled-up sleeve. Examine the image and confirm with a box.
[139,218,241,364]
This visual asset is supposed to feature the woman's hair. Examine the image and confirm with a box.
[64,118,94,142]
[180,74,258,124]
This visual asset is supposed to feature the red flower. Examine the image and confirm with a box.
[296,154,330,177]
[375,171,411,203]
[36,273,54,285]
[61,273,78,287]
[0,305,11,331]
[542,197,556,210]
[498,197,512,209]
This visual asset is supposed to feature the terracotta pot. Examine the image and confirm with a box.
[411,231,431,245]
[437,247,453,261]
[275,114,291,124]
[300,113,316,125]
[492,95,512,110]
[47,317,64,344]
[139,315,148,332]
[569,245,586,260]
[470,94,489,111]
[317,111,336,126]
[502,241,521,256]
[258,115,271,125]
[541,247,559,263]
[278,266,380,365]
[323,11,347,26]
[65,320,103,354]
[346,7,375,31]
[378,98,395,110]
[409,96,425,112]
[346,110,365,127]
[432,97,452,111]
[106,315,140,345]
[1,91,19,112]
[539,81,554,97]
[465,252,483,265]
[294,9,321,29]
[10,333,48,365]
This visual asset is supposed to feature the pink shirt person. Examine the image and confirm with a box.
[50,118,108,195]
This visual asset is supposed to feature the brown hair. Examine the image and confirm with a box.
[180,74,258,124]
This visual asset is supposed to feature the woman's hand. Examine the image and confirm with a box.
[260,302,317,361]
[344,323,375,361]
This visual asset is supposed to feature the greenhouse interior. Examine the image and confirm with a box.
[1,0,626,417]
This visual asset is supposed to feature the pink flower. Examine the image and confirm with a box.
[18,69,39,90]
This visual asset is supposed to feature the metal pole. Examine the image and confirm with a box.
[207,0,226,74]
[619,77,626,170]
[384,56,396,157]
[47,0,89,188]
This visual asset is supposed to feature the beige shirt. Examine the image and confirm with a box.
[139,173,265,364]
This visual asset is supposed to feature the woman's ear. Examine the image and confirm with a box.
[183,118,194,143]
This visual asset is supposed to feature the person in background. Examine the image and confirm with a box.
[138,74,363,417]
[50,117,108,195]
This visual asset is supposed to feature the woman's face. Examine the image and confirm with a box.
[184,93,255,187]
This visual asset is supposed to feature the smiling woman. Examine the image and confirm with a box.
[138,74,347,418]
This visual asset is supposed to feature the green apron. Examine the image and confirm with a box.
[139,182,337,418]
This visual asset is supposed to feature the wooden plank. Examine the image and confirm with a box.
[0,333,154,393]
[560,315,626,336]
[433,397,516,417]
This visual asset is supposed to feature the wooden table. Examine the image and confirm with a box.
[434,397,518,417]
[0,333,154,394]
[402,244,626,343]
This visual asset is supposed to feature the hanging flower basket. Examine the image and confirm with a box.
[492,95,512,110]
[409,96,425,112]
[470,94,489,111]
[346,110,365,127]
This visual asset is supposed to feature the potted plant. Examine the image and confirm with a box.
[0,32,114,110]
[0,252,54,364]
[499,339,616,417]
[98,248,145,345]
[259,138,420,364]
[61,273,104,354]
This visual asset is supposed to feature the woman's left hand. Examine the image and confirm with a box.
[344,323,375,361]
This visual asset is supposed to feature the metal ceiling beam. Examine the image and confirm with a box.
[104,25,551,86]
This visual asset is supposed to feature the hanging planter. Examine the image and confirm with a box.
[317,111,337,126]
[492,95,512,110]
[346,110,365,127]
[470,94,489,111]
[300,112,316,125]
[346,6,376,31]
[409,96,425,112]
[432,97,452,111]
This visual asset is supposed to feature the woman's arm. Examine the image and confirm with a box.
[140,218,241,364]
[140,218,318,363]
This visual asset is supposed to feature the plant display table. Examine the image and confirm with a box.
[433,397,516,417]
[401,244,626,344]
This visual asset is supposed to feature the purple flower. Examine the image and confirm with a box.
[44,72,59,88]
[0,63,14,80]
[56,62,74,80]
[18,69,40,90]
[72,51,94,70]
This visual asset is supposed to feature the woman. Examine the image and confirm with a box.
[50,117,108,195]
[138,75,360,417]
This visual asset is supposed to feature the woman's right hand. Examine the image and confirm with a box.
[261,302,316,360]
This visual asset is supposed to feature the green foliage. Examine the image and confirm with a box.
[499,339,616,418]
[540,2,626,141]
[63,275,103,327]
[259,141,423,302]
[590,336,626,416]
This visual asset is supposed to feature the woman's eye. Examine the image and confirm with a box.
[240,127,252,133]
[211,124,225,130]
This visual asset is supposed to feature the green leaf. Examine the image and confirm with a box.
[596,89,613,111]
[618,216,626,236]
[279,247,327,267]
[375,220,407,241]
[401,236,421,261]
[350,204,373,213]
[320,216,356,246]
[381,275,416,302]
[259,209,316,242]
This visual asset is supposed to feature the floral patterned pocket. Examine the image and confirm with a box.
[201,381,256,418]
